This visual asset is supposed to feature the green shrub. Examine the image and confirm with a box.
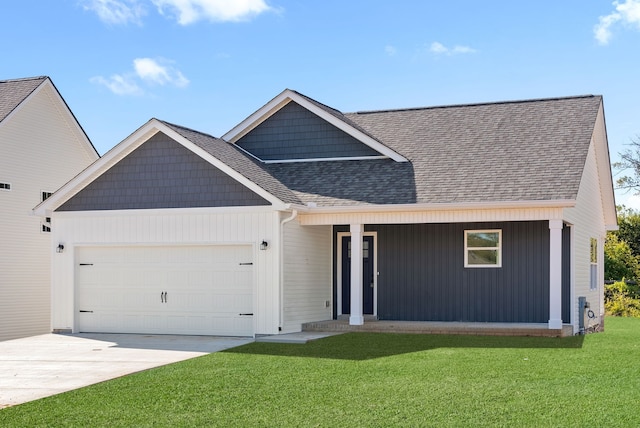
[605,281,640,317]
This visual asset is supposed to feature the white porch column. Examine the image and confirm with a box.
[549,219,563,329]
[349,223,364,325]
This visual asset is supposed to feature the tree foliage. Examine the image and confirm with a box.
[604,233,640,281]
[605,281,640,317]
[615,206,640,257]
[614,135,640,194]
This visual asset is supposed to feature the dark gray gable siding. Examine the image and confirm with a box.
[57,132,270,211]
[236,101,382,161]
[335,221,552,323]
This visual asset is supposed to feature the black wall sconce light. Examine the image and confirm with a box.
[260,240,269,250]
[56,244,65,253]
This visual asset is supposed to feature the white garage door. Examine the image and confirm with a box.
[76,245,254,336]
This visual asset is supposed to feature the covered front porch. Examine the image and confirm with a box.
[293,205,575,334]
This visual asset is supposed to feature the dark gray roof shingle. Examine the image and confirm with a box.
[168,94,603,207]
[160,121,302,204]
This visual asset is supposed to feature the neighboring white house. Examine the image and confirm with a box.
[0,76,99,341]
[35,90,616,338]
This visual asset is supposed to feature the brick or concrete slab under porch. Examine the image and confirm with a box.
[302,320,575,337]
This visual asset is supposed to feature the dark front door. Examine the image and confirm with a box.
[341,235,374,315]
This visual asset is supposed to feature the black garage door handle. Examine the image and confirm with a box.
[239,313,253,316]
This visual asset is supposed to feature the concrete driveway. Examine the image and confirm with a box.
[0,333,253,408]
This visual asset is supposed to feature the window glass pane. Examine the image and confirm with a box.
[590,264,598,290]
[468,249,498,265]
[467,232,499,248]
[590,238,597,263]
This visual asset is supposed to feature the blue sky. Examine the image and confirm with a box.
[2,0,640,208]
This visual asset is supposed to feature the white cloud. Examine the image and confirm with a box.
[133,58,190,87]
[595,0,640,45]
[90,74,143,95]
[617,192,640,211]
[91,58,188,95]
[429,41,477,56]
[82,0,146,25]
[151,0,272,25]
[385,45,397,56]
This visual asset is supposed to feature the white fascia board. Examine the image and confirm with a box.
[222,89,408,163]
[52,204,277,218]
[593,102,618,229]
[0,78,46,129]
[159,124,286,209]
[34,119,286,216]
[33,120,160,217]
[292,199,577,214]
[44,79,100,160]
[263,155,387,164]
[0,79,98,160]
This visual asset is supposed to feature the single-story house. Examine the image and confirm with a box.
[35,89,616,337]
[0,76,99,341]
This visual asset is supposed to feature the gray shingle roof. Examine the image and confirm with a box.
[160,121,302,204]
[169,95,604,207]
[0,76,47,123]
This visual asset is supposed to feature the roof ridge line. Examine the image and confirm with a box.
[0,76,48,84]
[348,94,600,115]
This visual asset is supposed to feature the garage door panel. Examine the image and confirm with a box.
[76,245,254,336]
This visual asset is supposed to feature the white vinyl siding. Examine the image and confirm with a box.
[564,136,607,330]
[0,82,97,341]
[281,219,332,333]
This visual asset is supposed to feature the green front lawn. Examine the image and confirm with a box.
[2,317,640,427]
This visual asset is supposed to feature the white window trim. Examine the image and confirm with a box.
[590,237,598,291]
[464,229,502,268]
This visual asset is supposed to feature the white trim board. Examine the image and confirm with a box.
[222,90,408,163]
[336,231,378,317]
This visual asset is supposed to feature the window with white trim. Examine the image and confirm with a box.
[40,191,53,233]
[590,238,598,290]
[0,182,11,191]
[465,230,502,268]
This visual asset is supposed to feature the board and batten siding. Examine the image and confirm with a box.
[0,83,97,341]
[335,221,552,323]
[50,208,281,336]
[564,136,608,330]
[281,218,332,333]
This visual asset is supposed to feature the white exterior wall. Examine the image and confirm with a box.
[281,218,332,333]
[564,140,607,331]
[0,83,97,341]
[50,208,281,336]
